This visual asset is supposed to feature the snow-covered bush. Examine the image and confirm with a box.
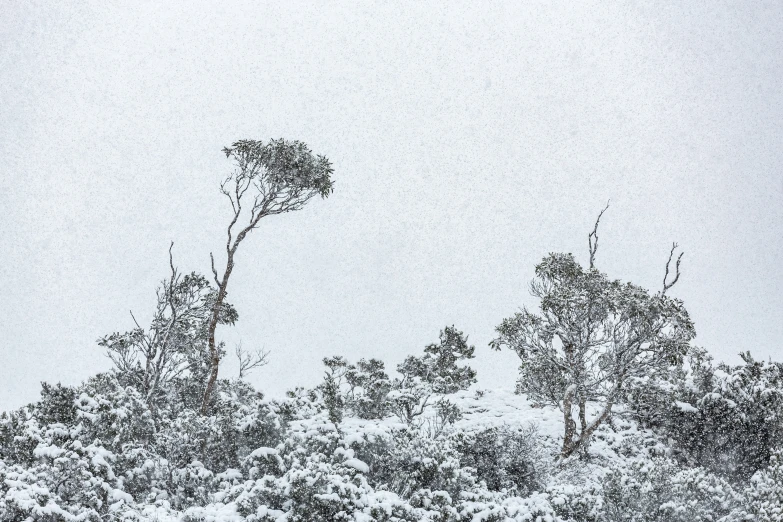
[455,423,547,495]
[0,415,126,520]
[362,427,474,500]
[626,349,783,482]
[2,353,782,521]
[599,458,740,522]
[735,448,783,521]
[345,358,393,420]
[391,326,477,426]
[0,407,38,467]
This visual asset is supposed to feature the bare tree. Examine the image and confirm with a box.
[491,210,695,460]
[234,341,270,379]
[99,243,237,408]
[201,139,334,414]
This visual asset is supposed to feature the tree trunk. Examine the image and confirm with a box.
[561,384,578,457]
[560,399,614,459]
[200,252,234,415]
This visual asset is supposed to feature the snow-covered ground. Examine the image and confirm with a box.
[4,383,770,521]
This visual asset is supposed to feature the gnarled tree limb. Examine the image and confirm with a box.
[662,242,684,295]
[588,201,610,269]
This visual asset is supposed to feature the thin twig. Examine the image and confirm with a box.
[588,201,610,269]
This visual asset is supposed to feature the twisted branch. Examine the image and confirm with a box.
[588,201,610,269]
[662,242,684,295]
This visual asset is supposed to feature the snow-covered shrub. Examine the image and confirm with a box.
[242,446,284,479]
[150,378,281,473]
[735,448,783,521]
[0,407,38,467]
[457,489,560,522]
[345,358,393,420]
[219,412,375,521]
[547,481,603,522]
[116,448,173,507]
[626,349,783,482]
[391,326,477,426]
[599,458,740,522]
[34,382,78,427]
[0,423,128,520]
[76,375,157,451]
[1,382,146,518]
[365,427,474,500]
[170,460,214,508]
[272,386,321,424]
[455,423,547,495]
[0,460,102,521]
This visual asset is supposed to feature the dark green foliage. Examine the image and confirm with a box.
[34,382,77,427]
[626,349,783,483]
[345,358,392,419]
[321,359,345,425]
[391,326,477,425]
[455,424,545,494]
[401,325,477,395]
[317,328,476,426]
[0,409,37,467]
[221,139,335,199]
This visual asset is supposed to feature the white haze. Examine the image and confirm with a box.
[0,1,781,411]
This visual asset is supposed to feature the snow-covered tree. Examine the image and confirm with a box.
[491,209,695,459]
[390,326,476,425]
[98,247,237,408]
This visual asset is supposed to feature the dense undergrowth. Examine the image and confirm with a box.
[1,341,781,521]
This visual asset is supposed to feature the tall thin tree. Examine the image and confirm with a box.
[201,139,334,414]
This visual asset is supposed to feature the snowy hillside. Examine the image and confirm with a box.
[0,162,779,520]
[2,375,781,521]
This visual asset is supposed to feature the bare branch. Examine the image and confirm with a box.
[210,252,221,287]
[168,241,176,284]
[235,341,270,379]
[129,310,143,331]
[588,201,610,269]
[662,242,684,295]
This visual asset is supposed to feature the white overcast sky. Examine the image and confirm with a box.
[1,1,781,411]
